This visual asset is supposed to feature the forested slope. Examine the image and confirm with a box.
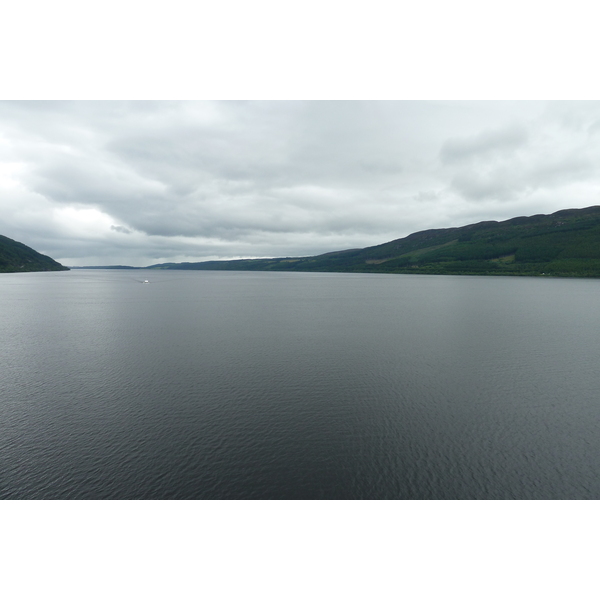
[0,235,69,273]
[148,206,600,277]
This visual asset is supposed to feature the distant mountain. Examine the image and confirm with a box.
[147,206,600,277]
[70,265,138,269]
[0,235,69,273]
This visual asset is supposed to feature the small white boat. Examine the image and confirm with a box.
[143,280,149,284]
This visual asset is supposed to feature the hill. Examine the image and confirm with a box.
[0,235,69,273]
[147,206,600,277]
[70,265,138,269]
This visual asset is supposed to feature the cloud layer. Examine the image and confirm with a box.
[1,101,600,266]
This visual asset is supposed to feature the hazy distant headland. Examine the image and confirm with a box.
[144,206,600,278]
[70,265,137,270]
[0,235,69,273]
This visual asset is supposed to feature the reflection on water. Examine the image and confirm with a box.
[2,270,600,499]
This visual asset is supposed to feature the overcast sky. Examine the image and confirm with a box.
[1,100,600,266]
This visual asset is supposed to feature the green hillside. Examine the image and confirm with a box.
[148,206,600,277]
[0,235,69,273]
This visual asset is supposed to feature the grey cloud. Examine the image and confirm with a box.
[18,102,418,243]
[588,120,600,135]
[541,101,600,133]
[451,170,520,202]
[358,160,402,175]
[105,104,408,195]
[111,225,132,234]
[414,190,440,203]
[2,101,600,266]
[440,124,529,164]
[449,156,594,204]
[528,156,594,189]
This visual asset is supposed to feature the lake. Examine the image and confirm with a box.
[2,269,600,499]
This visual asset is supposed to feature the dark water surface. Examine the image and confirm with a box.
[2,269,600,499]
